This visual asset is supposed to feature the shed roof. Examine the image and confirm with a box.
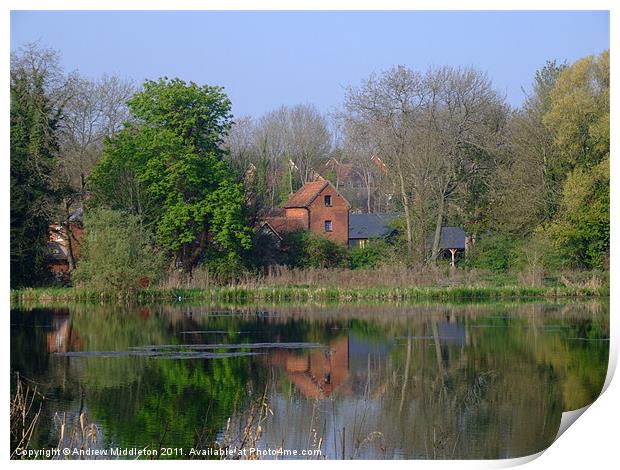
[349,213,399,240]
[428,227,466,250]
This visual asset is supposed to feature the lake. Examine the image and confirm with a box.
[10,301,609,460]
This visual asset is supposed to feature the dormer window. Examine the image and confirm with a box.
[324,220,333,232]
[324,195,332,207]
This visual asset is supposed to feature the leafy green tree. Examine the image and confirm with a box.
[89,78,252,270]
[541,51,609,268]
[543,51,609,169]
[10,48,61,287]
[545,158,609,268]
[492,60,567,235]
[72,208,164,290]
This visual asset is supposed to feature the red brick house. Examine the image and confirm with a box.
[261,176,350,246]
[46,209,84,274]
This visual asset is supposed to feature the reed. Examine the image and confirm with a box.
[10,373,43,459]
[53,411,99,459]
[11,283,609,307]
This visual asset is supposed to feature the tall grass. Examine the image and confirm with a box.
[11,266,608,306]
[11,284,608,306]
[161,265,608,290]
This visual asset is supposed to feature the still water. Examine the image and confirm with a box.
[10,302,609,459]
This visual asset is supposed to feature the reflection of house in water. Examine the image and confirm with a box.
[267,337,350,399]
[47,313,82,353]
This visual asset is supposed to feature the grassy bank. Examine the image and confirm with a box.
[11,283,609,307]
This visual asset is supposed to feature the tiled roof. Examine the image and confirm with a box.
[349,213,399,239]
[283,180,329,208]
[47,241,68,261]
[262,217,306,234]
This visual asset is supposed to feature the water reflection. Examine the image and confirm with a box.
[10,302,609,459]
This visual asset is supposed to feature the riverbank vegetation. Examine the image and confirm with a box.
[10,43,609,296]
[11,270,608,306]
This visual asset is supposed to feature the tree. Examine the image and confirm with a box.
[343,65,506,264]
[72,209,164,290]
[286,104,332,184]
[339,117,391,213]
[424,67,507,263]
[344,66,427,259]
[88,78,252,271]
[543,50,609,170]
[58,73,135,193]
[492,60,567,235]
[225,104,333,211]
[10,44,62,287]
[541,51,609,268]
[56,73,136,270]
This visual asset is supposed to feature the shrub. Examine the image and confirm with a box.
[466,234,523,273]
[199,250,249,284]
[280,230,348,269]
[72,209,165,291]
[349,240,389,269]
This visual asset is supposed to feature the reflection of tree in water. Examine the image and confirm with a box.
[10,301,609,459]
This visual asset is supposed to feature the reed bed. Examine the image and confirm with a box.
[11,283,609,306]
[11,266,608,306]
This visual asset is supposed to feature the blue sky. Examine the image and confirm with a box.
[10,10,610,118]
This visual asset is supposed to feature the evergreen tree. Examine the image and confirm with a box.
[10,55,60,287]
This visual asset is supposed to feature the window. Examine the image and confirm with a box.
[324,220,333,232]
[359,239,368,249]
[324,195,332,207]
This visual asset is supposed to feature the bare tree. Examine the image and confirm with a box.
[226,115,257,176]
[226,104,332,210]
[426,67,507,262]
[344,66,429,258]
[56,73,135,269]
[58,73,135,193]
[344,65,507,264]
[286,104,332,184]
[339,118,389,213]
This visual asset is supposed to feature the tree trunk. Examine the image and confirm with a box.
[183,230,209,272]
[431,194,445,264]
[365,170,372,214]
[65,225,76,271]
[62,199,77,271]
[398,172,413,254]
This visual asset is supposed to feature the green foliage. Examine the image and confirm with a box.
[493,61,566,235]
[467,235,523,273]
[544,158,609,268]
[10,56,61,288]
[491,50,608,272]
[515,233,563,272]
[281,230,348,269]
[543,51,609,169]
[349,240,389,269]
[88,78,252,270]
[72,208,164,290]
[540,51,609,269]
